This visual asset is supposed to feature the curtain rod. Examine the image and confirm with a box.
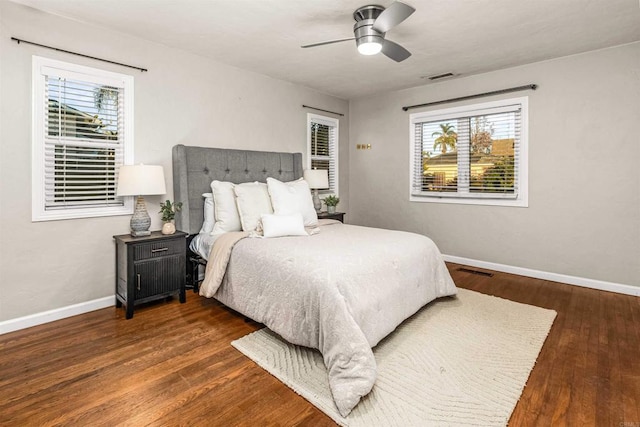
[302,105,344,117]
[11,37,148,72]
[402,84,537,111]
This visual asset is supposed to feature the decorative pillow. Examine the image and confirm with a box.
[234,182,273,232]
[210,181,242,234]
[266,177,318,227]
[200,193,215,234]
[261,213,307,238]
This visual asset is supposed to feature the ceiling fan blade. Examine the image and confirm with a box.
[301,38,355,48]
[381,39,411,62]
[372,1,416,33]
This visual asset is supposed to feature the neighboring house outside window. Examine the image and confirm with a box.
[32,56,134,221]
[307,113,339,196]
[409,97,528,207]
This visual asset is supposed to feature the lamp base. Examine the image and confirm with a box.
[312,189,322,213]
[130,195,152,237]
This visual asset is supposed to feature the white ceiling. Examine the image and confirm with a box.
[11,0,640,99]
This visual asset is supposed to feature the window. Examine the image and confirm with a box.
[32,56,134,221]
[307,113,339,195]
[410,97,528,207]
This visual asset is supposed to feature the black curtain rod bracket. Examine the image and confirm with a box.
[11,37,148,73]
[302,105,344,117]
[402,84,537,112]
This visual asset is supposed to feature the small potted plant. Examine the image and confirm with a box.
[323,195,340,214]
[159,200,183,235]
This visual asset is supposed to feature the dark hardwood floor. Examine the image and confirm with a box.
[1,263,638,426]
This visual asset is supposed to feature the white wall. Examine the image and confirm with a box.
[0,1,349,322]
[349,42,640,288]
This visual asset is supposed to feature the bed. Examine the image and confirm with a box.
[172,144,457,417]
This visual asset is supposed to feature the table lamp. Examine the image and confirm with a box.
[303,169,329,212]
[116,164,166,236]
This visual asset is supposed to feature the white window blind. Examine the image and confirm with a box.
[308,114,339,195]
[32,56,134,221]
[410,97,528,207]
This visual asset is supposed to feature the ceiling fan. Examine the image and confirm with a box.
[301,2,416,62]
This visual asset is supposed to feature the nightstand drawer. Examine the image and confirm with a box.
[134,239,184,260]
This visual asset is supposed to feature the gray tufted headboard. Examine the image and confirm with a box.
[172,145,303,235]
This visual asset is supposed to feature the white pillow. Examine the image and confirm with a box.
[200,193,215,234]
[266,177,318,227]
[234,182,273,232]
[210,181,242,234]
[261,213,307,238]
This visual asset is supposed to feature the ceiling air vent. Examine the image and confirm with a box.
[426,72,455,81]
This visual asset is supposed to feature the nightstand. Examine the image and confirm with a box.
[114,231,187,319]
[317,211,345,223]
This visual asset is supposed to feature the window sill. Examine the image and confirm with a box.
[32,204,133,222]
[409,194,528,207]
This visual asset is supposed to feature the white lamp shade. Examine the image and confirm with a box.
[116,164,167,196]
[304,169,329,189]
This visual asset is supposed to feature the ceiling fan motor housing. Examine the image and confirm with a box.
[353,5,386,52]
[354,19,385,49]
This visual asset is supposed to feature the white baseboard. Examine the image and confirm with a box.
[2,256,638,336]
[443,254,640,297]
[0,296,114,335]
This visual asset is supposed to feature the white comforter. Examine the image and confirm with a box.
[200,221,457,416]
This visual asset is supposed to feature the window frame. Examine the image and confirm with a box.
[409,96,528,207]
[31,56,134,222]
[306,113,339,197]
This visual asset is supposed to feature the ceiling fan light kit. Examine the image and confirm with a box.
[357,40,383,55]
[302,1,415,62]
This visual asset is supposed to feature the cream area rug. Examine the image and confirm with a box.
[231,289,556,426]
